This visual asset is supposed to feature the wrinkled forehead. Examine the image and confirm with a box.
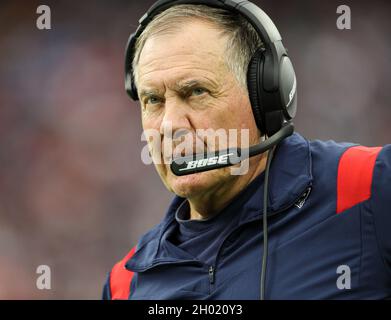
[135,20,229,84]
[135,16,226,63]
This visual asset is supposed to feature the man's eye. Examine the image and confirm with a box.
[147,97,160,104]
[146,96,161,104]
[191,88,207,96]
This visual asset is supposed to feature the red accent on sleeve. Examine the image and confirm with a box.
[337,146,382,214]
[110,246,136,300]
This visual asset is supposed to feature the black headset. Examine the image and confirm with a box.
[124,0,297,137]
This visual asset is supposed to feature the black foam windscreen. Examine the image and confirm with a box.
[247,49,265,133]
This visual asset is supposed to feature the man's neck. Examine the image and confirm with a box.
[187,152,268,220]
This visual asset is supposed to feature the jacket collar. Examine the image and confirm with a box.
[126,132,313,271]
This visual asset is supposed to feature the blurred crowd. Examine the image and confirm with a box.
[0,0,390,299]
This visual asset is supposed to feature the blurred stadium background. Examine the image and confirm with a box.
[0,0,390,299]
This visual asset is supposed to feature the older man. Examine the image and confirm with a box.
[103,1,391,300]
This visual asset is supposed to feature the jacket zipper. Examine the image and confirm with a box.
[130,259,204,273]
[208,265,215,285]
[132,258,217,295]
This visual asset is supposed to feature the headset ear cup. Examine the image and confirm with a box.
[279,56,297,120]
[125,33,139,101]
[247,49,265,134]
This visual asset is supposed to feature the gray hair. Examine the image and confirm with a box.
[132,4,264,89]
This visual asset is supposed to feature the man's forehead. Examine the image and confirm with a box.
[136,20,229,88]
[138,21,226,65]
[138,75,219,95]
[140,36,224,64]
[137,51,226,91]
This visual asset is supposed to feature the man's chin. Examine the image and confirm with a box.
[166,170,223,199]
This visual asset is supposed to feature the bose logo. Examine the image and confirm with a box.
[179,153,234,172]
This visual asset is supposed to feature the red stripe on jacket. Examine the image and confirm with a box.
[110,246,136,300]
[337,146,382,214]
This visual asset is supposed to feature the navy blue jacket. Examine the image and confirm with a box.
[102,133,391,299]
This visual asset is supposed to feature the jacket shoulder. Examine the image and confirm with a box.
[103,196,185,299]
[103,246,137,300]
[306,135,385,214]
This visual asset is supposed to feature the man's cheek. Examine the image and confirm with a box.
[148,137,164,164]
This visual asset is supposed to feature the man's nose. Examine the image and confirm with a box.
[159,97,192,136]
